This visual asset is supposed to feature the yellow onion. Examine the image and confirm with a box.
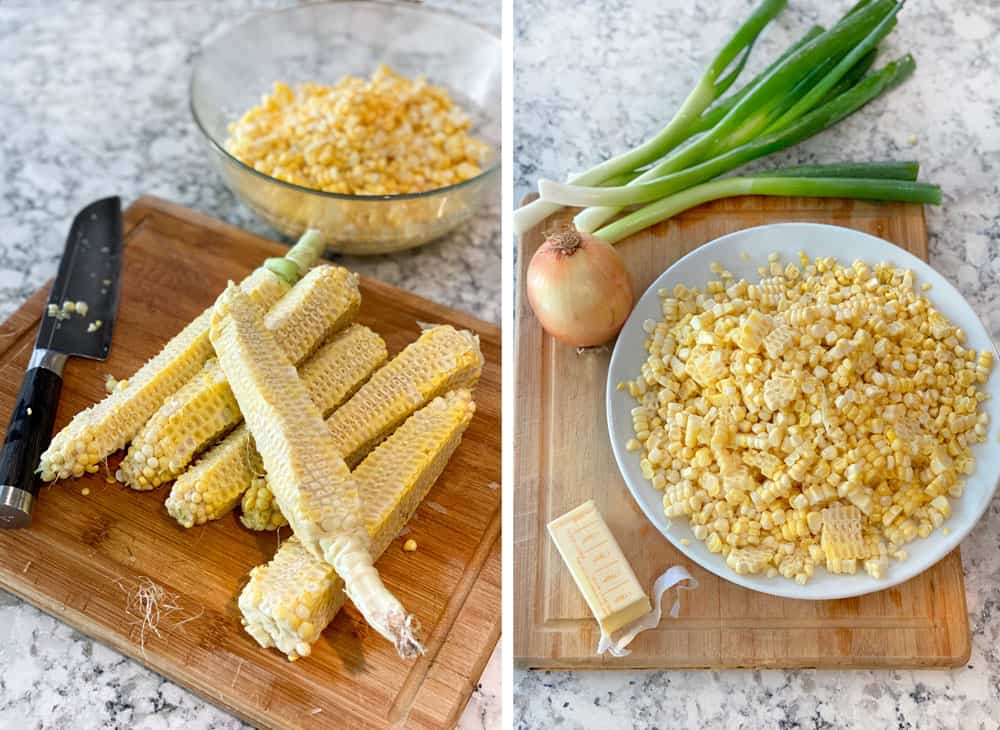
[526,228,633,347]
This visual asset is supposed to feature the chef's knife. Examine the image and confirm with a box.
[0,197,123,528]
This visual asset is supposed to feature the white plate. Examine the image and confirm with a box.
[606,222,1000,600]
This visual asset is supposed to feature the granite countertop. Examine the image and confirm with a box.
[0,1,499,727]
[515,1,999,727]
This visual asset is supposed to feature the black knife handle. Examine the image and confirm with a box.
[0,366,63,528]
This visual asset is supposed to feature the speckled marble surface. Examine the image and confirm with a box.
[0,1,499,728]
[515,1,1000,728]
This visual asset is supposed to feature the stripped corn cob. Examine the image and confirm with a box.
[166,324,386,527]
[210,284,421,657]
[38,231,324,481]
[119,266,360,490]
[118,359,238,489]
[239,324,483,530]
[297,326,386,411]
[328,325,483,466]
[240,390,476,659]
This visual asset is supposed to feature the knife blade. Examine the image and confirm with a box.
[0,197,123,528]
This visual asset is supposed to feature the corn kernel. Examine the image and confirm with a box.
[225,67,490,196]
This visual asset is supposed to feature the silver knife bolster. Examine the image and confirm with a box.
[28,348,68,376]
[0,487,33,527]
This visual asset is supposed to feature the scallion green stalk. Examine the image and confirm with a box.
[712,52,842,151]
[753,160,919,180]
[592,176,941,245]
[690,25,825,135]
[845,0,877,18]
[816,48,877,105]
[766,3,900,132]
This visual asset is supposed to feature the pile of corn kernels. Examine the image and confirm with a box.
[225,65,491,196]
[620,253,993,584]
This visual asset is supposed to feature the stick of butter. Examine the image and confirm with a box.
[548,500,699,656]
[547,500,652,635]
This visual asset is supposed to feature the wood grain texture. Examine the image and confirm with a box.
[0,196,500,729]
[514,195,970,670]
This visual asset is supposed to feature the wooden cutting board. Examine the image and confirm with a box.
[0,196,500,729]
[515,195,970,669]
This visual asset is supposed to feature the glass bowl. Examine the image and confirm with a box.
[190,1,500,255]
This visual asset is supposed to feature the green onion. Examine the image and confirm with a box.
[573,0,902,232]
[753,160,919,180]
[511,0,786,235]
[592,176,942,245]
[517,0,934,248]
[540,55,915,208]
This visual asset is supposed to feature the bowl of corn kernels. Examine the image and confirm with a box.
[190,2,499,255]
[607,223,999,601]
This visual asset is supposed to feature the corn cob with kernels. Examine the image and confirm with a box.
[240,389,475,659]
[119,265,360,490]
[37,231,324,481]
[240,324,483,530]
[166,324,386,527]
[210,283,421,657]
